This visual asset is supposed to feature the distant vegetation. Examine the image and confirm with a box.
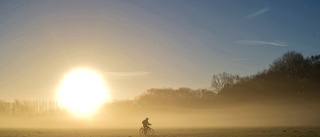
[0,51,319,117]
[214,51,320,102]
[0,100,63,116]
[132,51,320,108]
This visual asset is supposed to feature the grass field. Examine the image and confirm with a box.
[0,127,319,137]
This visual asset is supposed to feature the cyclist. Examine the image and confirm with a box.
[142,117,152,134]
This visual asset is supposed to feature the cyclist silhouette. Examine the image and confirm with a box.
[142,117,152,134]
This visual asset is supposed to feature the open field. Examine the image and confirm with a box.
[0,127,319,137]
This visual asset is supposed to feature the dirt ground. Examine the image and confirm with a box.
[0,127,319,137]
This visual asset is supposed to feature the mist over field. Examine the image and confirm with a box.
[0,99,319,129]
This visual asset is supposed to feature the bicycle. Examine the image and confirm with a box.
[139,125,154,135]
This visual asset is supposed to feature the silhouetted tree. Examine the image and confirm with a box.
[217,51,320,102]
[304,54,320,97]
[210,72,240,93]
[268,51,313,95]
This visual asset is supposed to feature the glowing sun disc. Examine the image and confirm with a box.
[57,68,110,116]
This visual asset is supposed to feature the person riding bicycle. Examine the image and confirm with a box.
[142,117,152,134]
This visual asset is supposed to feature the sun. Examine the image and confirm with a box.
[57,68,110,117]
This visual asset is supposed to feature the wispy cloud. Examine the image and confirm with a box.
[234,40,288,47]
[105,71,152,78]
[246,7,269,19]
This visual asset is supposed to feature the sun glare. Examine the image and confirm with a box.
[57,68,110,117]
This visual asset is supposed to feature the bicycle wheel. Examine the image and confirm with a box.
[148,128,154,135]
[139,127,144,135]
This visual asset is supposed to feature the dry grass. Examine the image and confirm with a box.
[0,127,319,137]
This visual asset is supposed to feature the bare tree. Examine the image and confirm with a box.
[210,72,240,93]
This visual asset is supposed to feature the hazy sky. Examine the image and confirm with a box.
[0,0,319,100]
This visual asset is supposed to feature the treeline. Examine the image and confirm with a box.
[0,100,63,116]
[130,51,320,109]
[135,88,216,108]
[218,51,320,102]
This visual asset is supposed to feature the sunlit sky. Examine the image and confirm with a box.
[0,0,319,101]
